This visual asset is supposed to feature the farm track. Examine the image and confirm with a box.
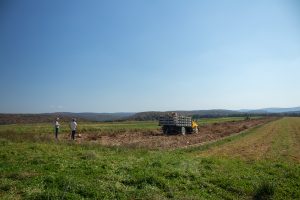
[76,117,276,149]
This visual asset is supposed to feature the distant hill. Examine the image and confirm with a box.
[56,112,134,122]
[1,107,300,124]
[241,107,300,114]
[0,112,134,125]
[127,110,241,121]
[126,107,300,121]
[0,114,87,125]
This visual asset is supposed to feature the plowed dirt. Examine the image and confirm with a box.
[77,118,275,149]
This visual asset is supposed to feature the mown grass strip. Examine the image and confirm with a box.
[179,122,273,153]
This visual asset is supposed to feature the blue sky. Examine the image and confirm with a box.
[0,0,299,113]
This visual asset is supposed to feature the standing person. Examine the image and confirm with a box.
[70,118,77,140]
[54,118,60,139]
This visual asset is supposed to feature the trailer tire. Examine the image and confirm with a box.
[193,127,199,134]
[162,126,168,134]
[181,127,186,135]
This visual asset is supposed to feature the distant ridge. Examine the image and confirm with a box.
[1,106,300,124]
[127,110,240,121]
[240,107,300,114]
[0,112,134,125]
[54,112,134,122]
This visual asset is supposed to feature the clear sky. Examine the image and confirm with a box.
[0,0,299,113]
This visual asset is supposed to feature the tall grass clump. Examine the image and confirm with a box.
[253,181,275,200]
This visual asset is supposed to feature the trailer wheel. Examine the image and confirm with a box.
[181,127,186,135]
[193,128,199,134]
[162,126,168,134]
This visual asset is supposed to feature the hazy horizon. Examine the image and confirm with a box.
[1,105,300,114]
[1,0,300,113]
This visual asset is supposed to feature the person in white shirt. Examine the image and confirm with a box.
[54,118,60,139]
[70,118,78,140]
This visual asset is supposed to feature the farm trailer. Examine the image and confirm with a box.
[159,113,199,135]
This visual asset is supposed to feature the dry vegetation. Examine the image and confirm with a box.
[74,118,275,149]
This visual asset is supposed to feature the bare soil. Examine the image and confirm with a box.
[75,118,275,149]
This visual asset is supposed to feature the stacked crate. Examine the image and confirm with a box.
[177,116,192,127]
[159,115,192,127]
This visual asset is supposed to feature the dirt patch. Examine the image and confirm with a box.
[76,118,275,149]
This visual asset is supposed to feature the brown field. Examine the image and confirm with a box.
[73,117,275,149]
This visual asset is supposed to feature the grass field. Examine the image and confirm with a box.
[196,117,300,162]
[0,117,247,135]
[0,117,299,199]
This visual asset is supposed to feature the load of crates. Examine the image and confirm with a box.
[159,115,192,127]
[159,113,198,135]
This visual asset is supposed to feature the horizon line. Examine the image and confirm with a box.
[1,106,300,115]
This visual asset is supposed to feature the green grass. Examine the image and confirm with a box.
[0,117,299,199]
[0,121,158,135]
[0,117,247,136]
[195,117,300,163]
[196,117,245,125]
[0,117,251,144]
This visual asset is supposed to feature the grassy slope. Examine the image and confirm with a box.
[0,117,299,199]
